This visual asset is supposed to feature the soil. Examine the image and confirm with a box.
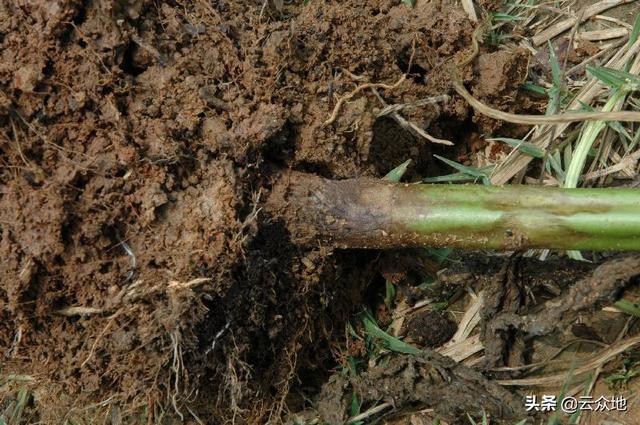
[4,0,632,424]
[405,310,457,348]
[319,349,524,424]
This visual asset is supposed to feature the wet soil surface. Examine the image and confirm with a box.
[0,0,613,423]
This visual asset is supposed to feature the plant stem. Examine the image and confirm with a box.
[270,172,640,251]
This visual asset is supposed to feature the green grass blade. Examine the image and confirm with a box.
[522,82,547,96]
[614,299,640,317]
[360,311,421,355]
[383,159,411,182]
[492,12,525,21]
[490,137,544,158]
[433,155,491,185]
[587,66,640,91]
[350,392,361,417]
[565,90,625,188]
[9,389,29,425]
[577,100,633,141]
[548,41,562,89]
[423,172,490,183]
[630,13,640,46]
[547,153,565,183]
[384,280,395,309]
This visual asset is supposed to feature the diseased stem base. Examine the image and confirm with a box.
[268,172,640,251]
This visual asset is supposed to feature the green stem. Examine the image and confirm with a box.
[270,173,640,251]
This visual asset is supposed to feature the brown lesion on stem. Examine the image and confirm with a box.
[268,172,503,249]
[268,172,408,248]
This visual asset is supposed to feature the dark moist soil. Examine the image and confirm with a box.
[323,350,525,424]
[0,0,534,423]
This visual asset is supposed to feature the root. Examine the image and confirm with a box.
[372,88,453,145]
[169,330,185,422]
[322,75,407,127]
[322,37,416,127]
[80,310,122,368]
[222,336,254,423]
[452,78,640,125]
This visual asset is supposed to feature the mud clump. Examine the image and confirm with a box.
[0,0,531,422]
[318,350,526,424]
[405,310,457,348]
[472,49,531,133]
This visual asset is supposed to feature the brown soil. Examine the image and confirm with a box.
[0,0,539,423]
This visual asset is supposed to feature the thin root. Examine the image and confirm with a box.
[452,79,640,124]
[322,75,407,127]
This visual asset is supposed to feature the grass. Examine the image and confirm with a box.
[605,359,640,389]
[489,137,545,159]
[431,154,493,185]
[614,298,640,317]
[466,411,489,425]
[383,158,411,182]
[564,66,640,189]
[0,388,30,425]
[348,393,363,425]
[360,310,421,355]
